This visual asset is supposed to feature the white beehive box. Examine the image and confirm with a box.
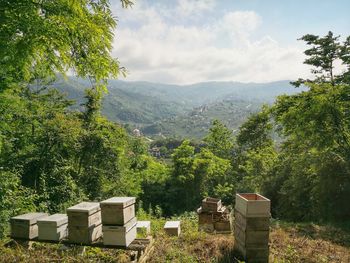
[235,193,270,218]
[164,221,181,236]
[68,224,102,244]
[67,202,101,227]
[136,221,151,235]
[37,214,68,241]
[100,197,136,225]
[102,217,137,247]
[67,202,102,244]
[11,212,48,239]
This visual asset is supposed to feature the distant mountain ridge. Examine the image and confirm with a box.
[52,77,303,139]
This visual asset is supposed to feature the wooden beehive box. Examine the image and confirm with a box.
[11,212,48,240]
[136,221,151,236]
[100,197,136,225]
[67,202,101,227]
[235,209,270,231]
[67,202,102,244]
[68,224,102,244]
[103,217,137,247]
[197,207,214,222]
[214,220,232,232]
[37,213,68,241]
[202,197,222,212]
[234,239,269,263]
[234,224,269,246]
[164,221,181,236]
[235,193,270,218]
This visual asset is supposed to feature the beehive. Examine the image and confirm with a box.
[67,202,101,244]
[11,213,48,240]
[68,224,103,244]
[100,197,136,225]
[37,213,68,241]
[136,221,151,236]
[234,193,270,263]
[214,220,232,232]
[103,217,137,247]
[202,197,222,212]
[67,202,101,227]
[235,193,270,218]
[164,221,181,236]
[197,204,232,233]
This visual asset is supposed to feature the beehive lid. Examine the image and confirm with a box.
[67,202,100,215]
[11,212,48,225]
[100,197,136,208]
[164,221,180,229]
[37,213,68,227]
[136,221,151,228]
[203,197,221,203]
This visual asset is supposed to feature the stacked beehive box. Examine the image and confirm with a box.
[67,202,102,244]
[100,197,137,247]
[37,213,68,241]
[11,213,48,239]
[197,197,232,233]
[234,193,270,263]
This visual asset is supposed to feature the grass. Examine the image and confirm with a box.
[0,213,349,262]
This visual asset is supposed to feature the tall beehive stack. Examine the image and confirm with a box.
[10,213,48,240]
[100,197,137,247]
[234,193,270,263]
[197,197,232,233]
[67,202,102,244]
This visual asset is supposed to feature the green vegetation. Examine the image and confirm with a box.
[0,0,349,261]
[53,77,299,139]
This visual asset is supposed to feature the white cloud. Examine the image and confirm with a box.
[176,0,216,16]
[111,1,311,84]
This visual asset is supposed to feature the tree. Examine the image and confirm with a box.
[0,0,132,92]
[170,140,195,212]
[270,82,350,220]
[292,31,350,87]
[0,1,140,237]
[233,107,277,193]
[236,106,273,152]
[193,149,232,204]
[204,120,234,159]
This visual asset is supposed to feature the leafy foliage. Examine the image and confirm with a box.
[0,0,132,92]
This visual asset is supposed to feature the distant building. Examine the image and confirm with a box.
[149,147,161,158]
[132,128,142,137]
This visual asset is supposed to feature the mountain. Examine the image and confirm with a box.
[52,77,303,139]
[142,98,262,139]
[53,77,189,124]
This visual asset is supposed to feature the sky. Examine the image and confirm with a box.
[111,0,350,84]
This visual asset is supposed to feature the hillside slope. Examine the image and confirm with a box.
[52,77,303,138]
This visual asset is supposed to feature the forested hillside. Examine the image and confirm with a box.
[0,0,350,262]
[53,77,300,138]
